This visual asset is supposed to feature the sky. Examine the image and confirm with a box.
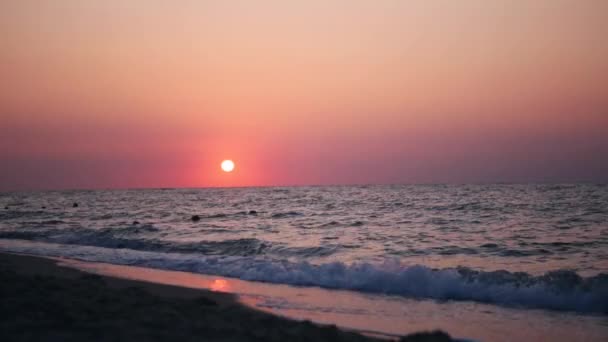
[1,0,607,190]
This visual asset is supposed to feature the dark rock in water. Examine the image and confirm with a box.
[41,206,46,209]
[4,206,8,210]
[132,221,140,225]
[248,210,258,215]
[72,203,78,208]
[191,215,201,222]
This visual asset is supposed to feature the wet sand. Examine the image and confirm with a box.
[0,252,452,341]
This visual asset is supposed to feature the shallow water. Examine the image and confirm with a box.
[1,185,607,336]
[58,258,608,342]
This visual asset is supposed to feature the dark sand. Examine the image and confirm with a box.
[0,253,452,341]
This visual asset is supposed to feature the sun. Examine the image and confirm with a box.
[221,159,235,172]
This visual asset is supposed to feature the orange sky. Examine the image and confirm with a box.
[1,0,607,190]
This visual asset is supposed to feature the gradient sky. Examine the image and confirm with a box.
[1,0,607,190]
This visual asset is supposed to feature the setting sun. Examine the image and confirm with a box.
[221,160,235,173]
[1,1,607,341]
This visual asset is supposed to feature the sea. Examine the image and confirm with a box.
[1,184,607,341]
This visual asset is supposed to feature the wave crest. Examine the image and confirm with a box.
[0,239,605,314]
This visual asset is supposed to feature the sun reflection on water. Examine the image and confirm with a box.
[211,278,229,292]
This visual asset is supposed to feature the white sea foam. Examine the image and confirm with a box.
[1,239,605,314]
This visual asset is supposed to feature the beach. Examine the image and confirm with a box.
[0,252,452,341]
[1,186,607,341]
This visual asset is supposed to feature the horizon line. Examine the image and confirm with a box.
[1,180,606,193]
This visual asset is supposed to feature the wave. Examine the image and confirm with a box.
[271,211,303,218]
[0,210,50,220]
[0,228,338,258]
[0,239,606,314]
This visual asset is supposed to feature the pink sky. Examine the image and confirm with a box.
[1,1,607,190]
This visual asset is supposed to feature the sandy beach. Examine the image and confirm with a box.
[0,252,452,341]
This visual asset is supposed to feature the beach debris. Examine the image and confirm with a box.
[72,202,79,208]
[191,215,201,222]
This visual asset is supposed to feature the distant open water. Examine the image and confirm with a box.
[1,184,607,313]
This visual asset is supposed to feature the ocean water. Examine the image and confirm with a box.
[1,184,607,338]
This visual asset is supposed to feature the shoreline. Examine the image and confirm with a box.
[0,252,453,341]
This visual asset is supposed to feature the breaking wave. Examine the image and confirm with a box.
[0,239,606,314]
